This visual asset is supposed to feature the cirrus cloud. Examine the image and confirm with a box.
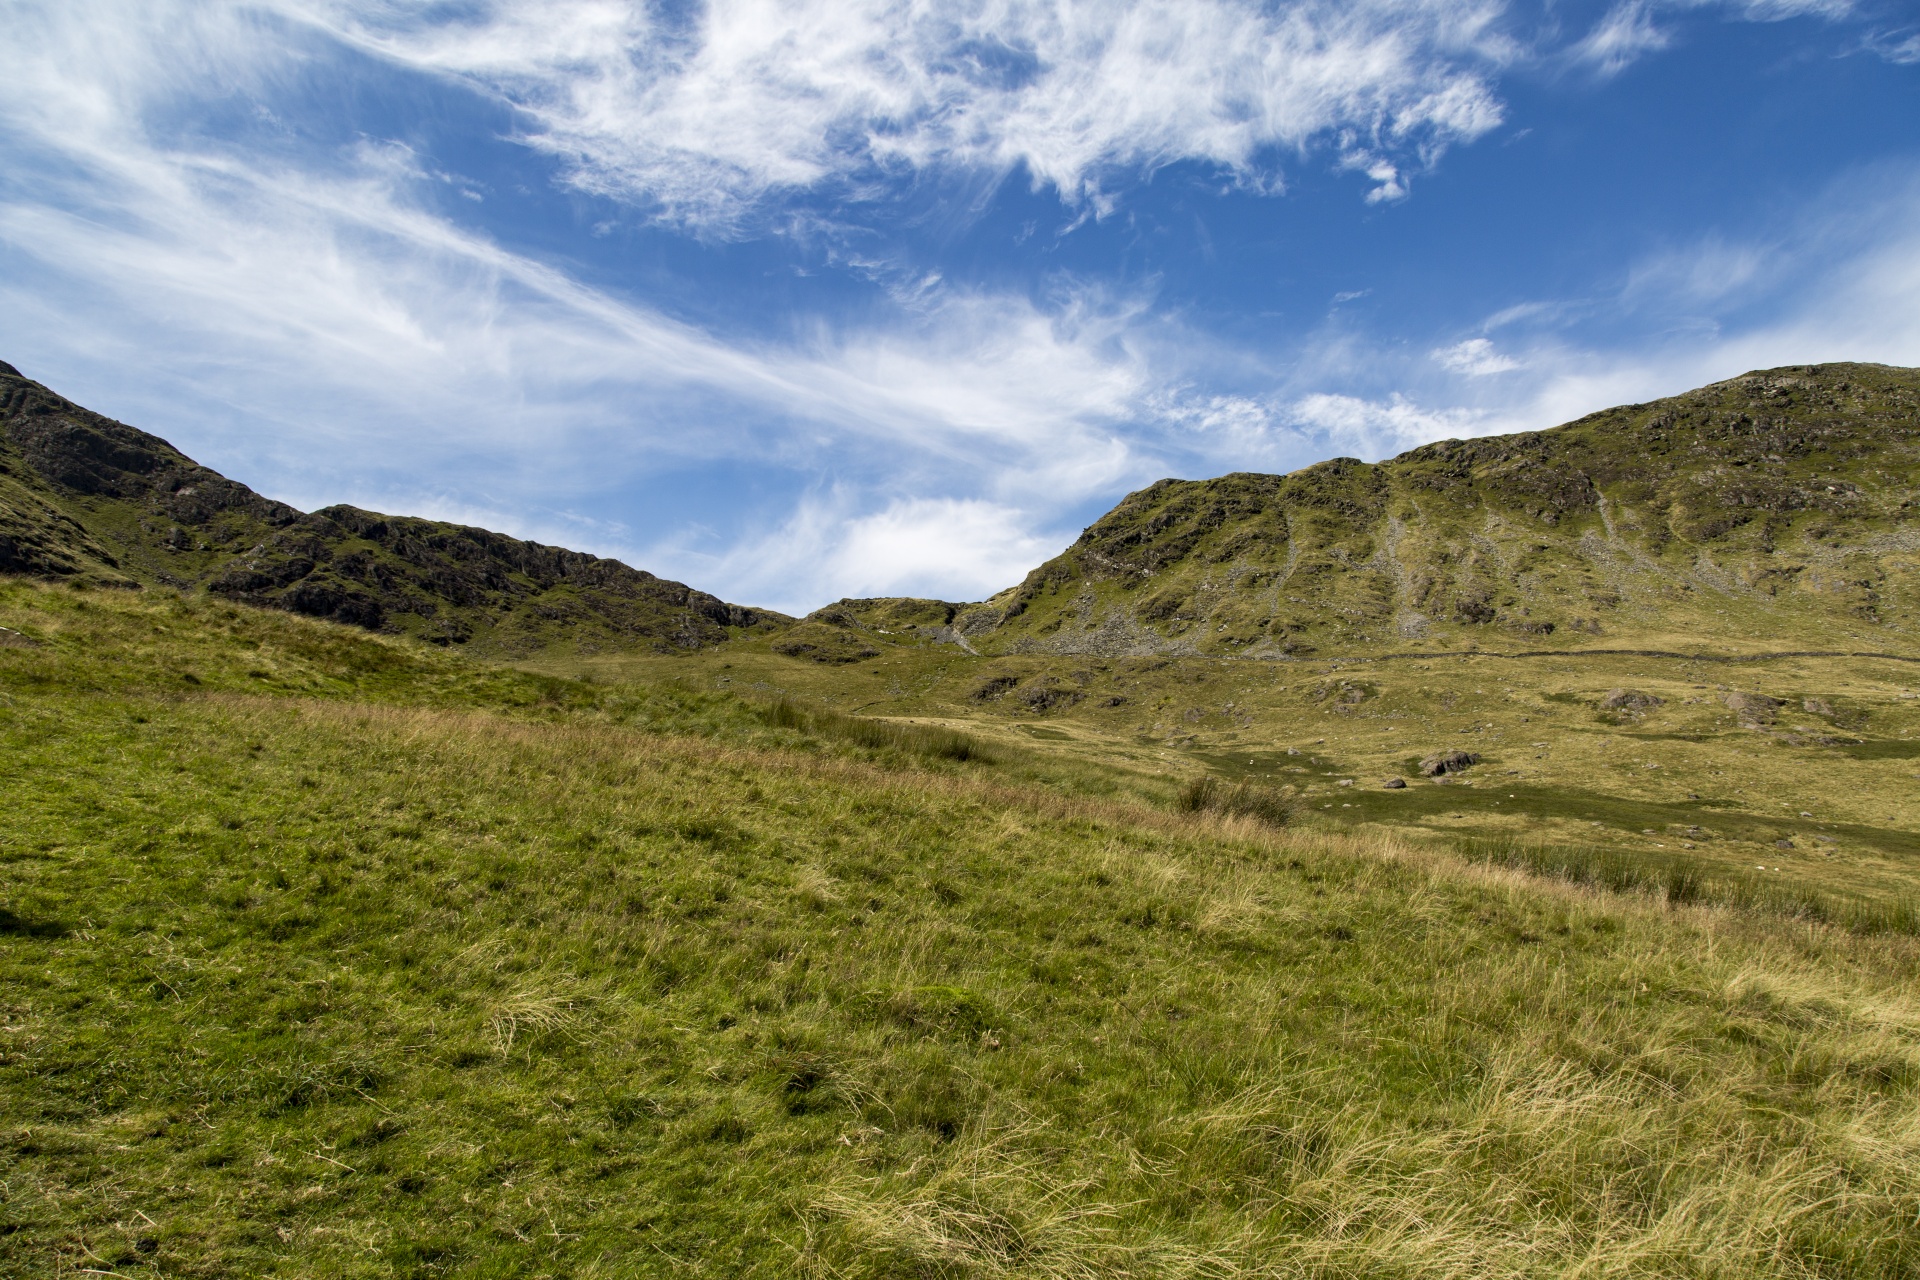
[297,0,1514,227]
[1434,337,1523,375]
[0,0,1909,615]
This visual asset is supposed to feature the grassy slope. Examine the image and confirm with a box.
[545,628,1920,923]
[4,584,1920,1278]
[914,363,1920,660]
[595,363,1920,915]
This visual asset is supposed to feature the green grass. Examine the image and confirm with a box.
[564,629,1920,918]
[3,583,1920,1277]
[1839,739,1920,761]
[1173,775,1296,828]
[1450,837,1920,937]
[758,696,994,764]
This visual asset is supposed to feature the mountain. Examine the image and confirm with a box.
[0,362,783,653]
[9,359,1919,666]
[817,363,1920,659]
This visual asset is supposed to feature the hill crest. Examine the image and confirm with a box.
[811,363,1920,660]
[0,364,785,654]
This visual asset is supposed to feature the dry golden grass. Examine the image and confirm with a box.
[2,583,1917,1276]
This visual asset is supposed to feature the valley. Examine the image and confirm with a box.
[3,360,1920,1276]
[545,636,1920,921]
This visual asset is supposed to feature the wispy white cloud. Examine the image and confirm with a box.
[1286,391,1491,455]
[0,0,1909,616]
[1863,27,1920,63]
[1569,1,1670,76]
[1434,337,1522,374]
[1622,235,1769,308]
[1341,149,1412,203]
[294,0,1512,227]
[1564,0,1866,79]
[0,0,1178,604]
[1734,0,1854,19]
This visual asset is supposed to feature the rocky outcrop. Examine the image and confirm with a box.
[1420,750,1479,777]
[1726,692,1784,727]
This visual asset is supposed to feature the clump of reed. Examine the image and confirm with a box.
[1174,775,1294,828]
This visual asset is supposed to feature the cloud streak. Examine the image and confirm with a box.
[1569,1,1670,76]
[0,0,1197,608]
[299,0,1512,226]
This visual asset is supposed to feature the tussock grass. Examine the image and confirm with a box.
[1456,835,1920,936]
[759,695,994,763]
[2,582,1919,1277]
[1174,775,1295,828]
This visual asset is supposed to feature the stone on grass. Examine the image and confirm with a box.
[1419,750,1478,777]
[1725,692,1783,725]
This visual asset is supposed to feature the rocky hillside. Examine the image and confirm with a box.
[871,362,1919,658]
[11,358,1918,665]
[0,362,783,653]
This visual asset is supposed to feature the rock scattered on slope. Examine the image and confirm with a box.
[1725,692,1784,726]
[970,674,1021,702]
[1017,679,1082,713]
[1420,750,1479,777]
[1600,688,1662,713]
[1382,777,1407,789]
[771,611,885,663]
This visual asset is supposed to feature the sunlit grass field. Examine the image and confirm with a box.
[544,626,1920,916]
[3,582,1919,1277]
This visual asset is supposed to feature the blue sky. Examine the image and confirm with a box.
[3,1,1917,613]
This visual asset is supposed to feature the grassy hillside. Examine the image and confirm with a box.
[547,360,1920,925]
[547,613,1920,924]
[0,362,783,655]
[902,362,1920,659]
[4,582,1919,1277]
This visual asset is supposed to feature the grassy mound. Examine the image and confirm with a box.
[2,583,1918,1277]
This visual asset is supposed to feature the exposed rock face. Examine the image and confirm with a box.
[0,364,784,652]
[1016,678,1083,713]
[1420,750,1479,776]
[1316,679,1372,707]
